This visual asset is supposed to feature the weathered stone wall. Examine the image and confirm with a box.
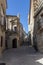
[0,28,5,56]
[34,8,43,51]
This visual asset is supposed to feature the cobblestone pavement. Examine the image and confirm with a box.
[0,46,43,65]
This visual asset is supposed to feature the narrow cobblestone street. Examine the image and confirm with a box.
[0,46,43,65]
[0,0,43,65]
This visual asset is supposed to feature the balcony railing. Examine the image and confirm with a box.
[34,2,43,16]
[6,29,19,36]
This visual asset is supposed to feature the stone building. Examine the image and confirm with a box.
[6,15,23,48]
[29,0,43,51]
[19,22,24,46]
[0,0,7,55]
[28,0,34,45]
[33,0,43,51]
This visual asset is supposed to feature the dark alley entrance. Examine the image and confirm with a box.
[12,38,17,48]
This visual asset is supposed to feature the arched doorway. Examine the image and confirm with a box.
[12,38,17,48]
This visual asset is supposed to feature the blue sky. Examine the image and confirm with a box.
[6,0,30,33]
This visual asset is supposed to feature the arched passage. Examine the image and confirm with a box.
[12,38,17,48]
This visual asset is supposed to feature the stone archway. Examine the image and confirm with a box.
[12,38,17,48]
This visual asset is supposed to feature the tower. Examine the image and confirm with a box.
[17,13,20,19]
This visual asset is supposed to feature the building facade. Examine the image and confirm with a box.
[0,0,7,55]
[33,0,43,51]
[29,0,43,51]
[28,0,34,45]
[19,22,24,46]
[6,15,23,48]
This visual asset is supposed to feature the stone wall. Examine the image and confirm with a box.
[34,7,43,51]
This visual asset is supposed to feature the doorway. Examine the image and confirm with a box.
[12,38,17,48]
[1,36,3,47]
[5,40,8,49]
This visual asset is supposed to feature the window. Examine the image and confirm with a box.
[13,25,17,32]
[1,36,3,47]
[1,4,4,25]
[1,16,4,25]
[14,27,17,32]
[37,20,41,30]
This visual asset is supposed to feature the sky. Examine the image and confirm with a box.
[6,0,30,33]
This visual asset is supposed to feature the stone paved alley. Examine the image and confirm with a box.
[0,46,43,65]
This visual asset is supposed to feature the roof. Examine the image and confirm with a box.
[6,15,17,17]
